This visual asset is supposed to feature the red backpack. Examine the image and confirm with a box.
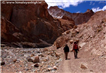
[73,44,78,49]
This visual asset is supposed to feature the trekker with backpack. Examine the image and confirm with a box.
[63,44,69,60]
[72,41,79,59]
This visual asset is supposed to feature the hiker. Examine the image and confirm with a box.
[72,41,79,59]
[63,44,69,60]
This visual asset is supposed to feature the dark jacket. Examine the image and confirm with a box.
[64,45,69,52]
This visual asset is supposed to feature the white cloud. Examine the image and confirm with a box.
[45,0,84,8]
[92,5,106,12]
[76,11,81,13]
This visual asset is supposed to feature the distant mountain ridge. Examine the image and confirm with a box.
[48,6,94,25]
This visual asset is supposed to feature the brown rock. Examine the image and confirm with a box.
[34,63,39,67]
[33,56,40,63]
[81,64,87,69]
[13,59,17,63]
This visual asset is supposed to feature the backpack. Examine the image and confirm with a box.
[73,44,78,49]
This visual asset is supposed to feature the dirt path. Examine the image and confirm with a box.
[56,49,106,73]
[56,51,83,73]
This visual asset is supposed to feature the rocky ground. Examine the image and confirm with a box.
[0,45,62,73]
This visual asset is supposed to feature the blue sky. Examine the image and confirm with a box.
[45,0,106,13]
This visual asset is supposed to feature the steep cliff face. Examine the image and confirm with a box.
[48,6,94,25]
[1,2,64,47]
[1,17,20,42]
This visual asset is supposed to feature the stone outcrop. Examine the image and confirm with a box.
[48,6,94,25]
[1,2,65,47]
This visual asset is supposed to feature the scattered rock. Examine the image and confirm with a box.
[53,66,57,70]
[43,56,49,62]
[39,54,44,57]
[1,62,5,65]
[70,40,73,44]
[47,67,52,71]
[33,56,40,63]
[43,48,48,52]
[34,63,39,67]
[90,70,93,72]
[27,56,39,63]
[66,30,70,34]
[30,54,35,57]
[27,58,33,62]
[55,52,60,58]
[13,59,17,63]
[81,64,87,69]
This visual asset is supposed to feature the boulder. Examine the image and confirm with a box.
[1,62,5,66]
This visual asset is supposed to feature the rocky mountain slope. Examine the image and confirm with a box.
[1,2,75,48]
[54,10,106,73]
[48,6,94,25]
